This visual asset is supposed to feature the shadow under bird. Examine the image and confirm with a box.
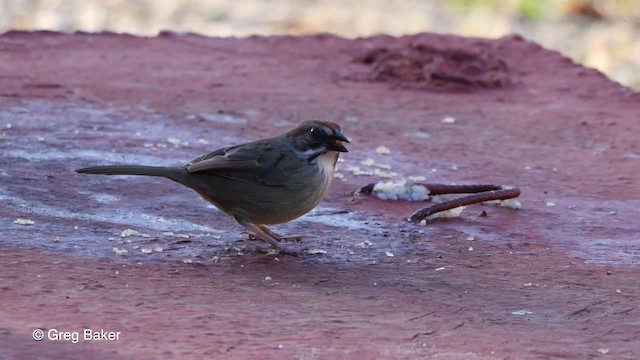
[76,120,349,255]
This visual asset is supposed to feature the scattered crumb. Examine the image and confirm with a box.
[546,201,556,207]
[52,236,60,243]
[182,259,193,264]
[140,248,153,254]
[360,158,392,169]
[408,175,426,182]
[373,168,397,178]
[73,129,80,135]
[361,158,375,167]
[468,247,474,251]
[197,138,209,145]
[490,198,522,209]
[112,247,128,255]
[167,137,184,146]
[265,276,272,281]
[344,165,374,176]
[6,123,12,129]
[385,251,394,257]
[435,267,446,271]
[372,180,430,201]
[154,246,164,253]
[598,348,609,355]
[616,289,621,294]
[333,172,345,179]
[37,136,45,141]
[355,240,373,248]
[441,116,455,124]
[466,236,475,241]
[120,229,151,238]
[14,218,35,225]
[307,248,328,255]
[425,206,466,220]
[376,146,390,154]
[511,310,533,316]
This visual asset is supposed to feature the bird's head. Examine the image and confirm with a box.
[287,120,349,157]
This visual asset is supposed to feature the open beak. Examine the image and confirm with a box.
[328,130,350,152]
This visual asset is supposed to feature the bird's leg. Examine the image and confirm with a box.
[256,225,303,242]
[236,220,306,256]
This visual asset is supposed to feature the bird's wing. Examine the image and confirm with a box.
[185,140,290,186]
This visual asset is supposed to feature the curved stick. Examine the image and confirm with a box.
[408,187,520,223]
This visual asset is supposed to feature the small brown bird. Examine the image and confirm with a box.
[76,120,349,255]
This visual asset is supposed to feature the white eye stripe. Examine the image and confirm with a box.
[299,147,326,158]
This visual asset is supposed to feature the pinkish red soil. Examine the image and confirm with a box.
[1,31,639,359]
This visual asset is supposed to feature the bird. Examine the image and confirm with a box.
[76,120,349,255]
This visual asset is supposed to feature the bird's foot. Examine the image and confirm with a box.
[241,231,303,243]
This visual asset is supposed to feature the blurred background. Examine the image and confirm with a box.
[1,0,638,89]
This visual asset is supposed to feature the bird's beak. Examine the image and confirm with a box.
[328,130,350,152]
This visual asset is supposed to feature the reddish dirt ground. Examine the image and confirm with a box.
[1,31,639,359]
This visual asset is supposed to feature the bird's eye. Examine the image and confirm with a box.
[309,127,320,137]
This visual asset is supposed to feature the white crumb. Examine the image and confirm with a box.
[197,138,210,145]
[112,247,128,255]
[52,236,60,243]
[500,198,522,209]
[140,248,153,254]
[120,229,151,238]
[441,116,455,124]
[435,267,446,271]
[408,175,426,182]
[345,165,374,176]
[372,180,430,201]
[385,251,394,257]
[425,206,467,220]
[361,158,392,169]
[373,169,397,178]
[489,198,522,209]
[167,137,183,146]
[511,310,533,316]
[154,247,164,253]
[376,146,390,154]
[306,248,328,255]
[546,201,556,207]
[14,218,35,225]
[182,259,193,264]
[361,158,375,166]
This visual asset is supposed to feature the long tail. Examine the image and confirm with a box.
[75,165,186,182]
